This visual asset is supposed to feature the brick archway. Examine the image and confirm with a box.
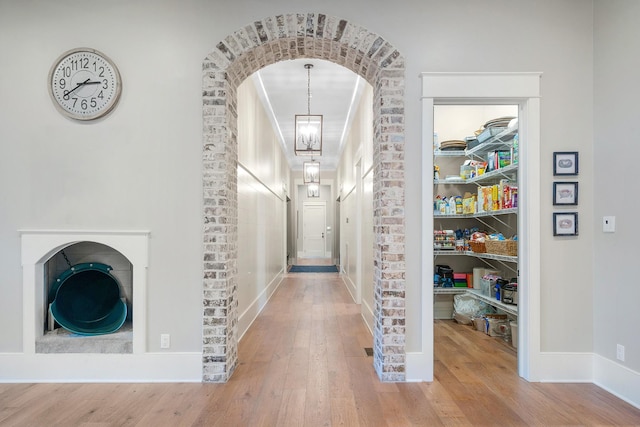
[202,13,406,382]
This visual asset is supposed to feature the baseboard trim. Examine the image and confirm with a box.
[341,273,357,303]
[0,352,202,382]
[594,353,640,409]
[361,298,374,335]
[238,270,284,340]
[537,351,594,382]
[406,351,432,382]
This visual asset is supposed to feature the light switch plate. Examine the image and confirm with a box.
[603,216,615,233]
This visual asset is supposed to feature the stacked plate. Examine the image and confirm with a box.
[483,116,516,129]
[439,139,467,151]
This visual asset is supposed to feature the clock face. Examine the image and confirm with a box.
[48,48,122,120]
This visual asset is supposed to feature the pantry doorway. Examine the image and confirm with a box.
[420,72,542,382]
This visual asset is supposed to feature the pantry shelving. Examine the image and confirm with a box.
[466,289,518,317]
[432,106,519,322]
[433,250,517,264]
[434,207,517,219]
[465,127,517,157]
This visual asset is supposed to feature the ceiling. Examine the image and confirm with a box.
[252,58,365,172]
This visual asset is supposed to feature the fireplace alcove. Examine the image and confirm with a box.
[38,241,133,353]
[11,230,202,382]
[21,230,149,356]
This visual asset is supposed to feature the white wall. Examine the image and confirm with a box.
[593,0,640,401]
[361,169,374,329]
[337,84,374,326]
[237,80,289,337]
[1,0,636,397]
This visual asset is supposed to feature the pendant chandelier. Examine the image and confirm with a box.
[307,183,320,198]
[303,160,320,184]
[294,63,323,156]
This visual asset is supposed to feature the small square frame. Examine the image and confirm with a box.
[553,182,578,205]
[553,151,578,176]
[553,212,578,236]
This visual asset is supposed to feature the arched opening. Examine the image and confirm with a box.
[20,230,150,358]
[202,13,406,382]
[41,242,131,351]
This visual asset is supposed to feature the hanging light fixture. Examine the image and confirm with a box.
[303,160,320,184]
[307,183,320,198]
[295,63,323,156]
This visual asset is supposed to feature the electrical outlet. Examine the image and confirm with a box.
[603,216,616,233]
[617,344,625,361]
[160,334,171,349]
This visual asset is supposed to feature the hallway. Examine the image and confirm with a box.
[1,272,639,426]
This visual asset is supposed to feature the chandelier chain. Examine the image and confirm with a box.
[307,65,311,115]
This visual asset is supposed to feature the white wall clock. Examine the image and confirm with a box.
[48,47,122,121]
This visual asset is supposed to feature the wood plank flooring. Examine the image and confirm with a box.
[1,272,639,426]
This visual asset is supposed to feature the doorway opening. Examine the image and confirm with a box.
[432,104,520,372]
[420,72,542,382]
[202,13,406,382]
[301,200,328,259]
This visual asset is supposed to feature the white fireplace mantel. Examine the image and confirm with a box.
[19,229,150,355]
[1,229,201,382]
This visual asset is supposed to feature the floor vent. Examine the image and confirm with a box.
[364,347,373,357]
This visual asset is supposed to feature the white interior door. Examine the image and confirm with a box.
[302,202,326,258]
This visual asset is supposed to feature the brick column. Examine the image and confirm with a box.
[372,66,406,381]
[202,66,239,382]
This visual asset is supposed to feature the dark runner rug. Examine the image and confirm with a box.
[289,265,339,273]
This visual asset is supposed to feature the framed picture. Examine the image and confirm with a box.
[553,182,578,205]
[553,151,578,176]
[553,212,578,236]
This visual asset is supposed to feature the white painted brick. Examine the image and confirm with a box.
[202,13,406,383]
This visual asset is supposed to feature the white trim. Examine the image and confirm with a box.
[238,270,285,340]
[361,293,375,334]
[418,72,542,382]
[341,272,358,303]
[355,157,363,306]
[536,352,594,382]
[531,351,640,409]
[420,96,435,382]
[406,351,431,382]
[419,72,542,99]
[518,97,542,381]
[594,354,640,409]
[0,352,201,382]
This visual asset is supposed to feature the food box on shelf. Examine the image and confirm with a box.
[453,273,468,287]
[433,230,456,250]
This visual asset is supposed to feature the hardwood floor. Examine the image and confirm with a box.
[1,272,639,426]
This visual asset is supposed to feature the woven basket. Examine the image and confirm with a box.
[469,241,486,253]
[485,239,517,256]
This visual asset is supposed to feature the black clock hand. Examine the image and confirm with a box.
[63,78,92,97]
